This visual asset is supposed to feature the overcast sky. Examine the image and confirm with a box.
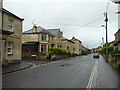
[3,0,119,49]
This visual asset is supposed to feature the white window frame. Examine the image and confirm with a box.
[8,19,14,32]
[7,42,13,54]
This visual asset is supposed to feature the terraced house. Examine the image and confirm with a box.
[71,37,83,55]
[22,25,63,59]
[1,8,24,65]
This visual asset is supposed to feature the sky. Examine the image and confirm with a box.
[3,0,119,49]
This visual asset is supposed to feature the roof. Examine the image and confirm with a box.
[46,29,61,37]
[23,26,60,37]
[23,26,44,34]
[114,29,120,36]
[71,37,82,43]
[1,8,24,21]
[39,29,54,36]
[61,37,74,43]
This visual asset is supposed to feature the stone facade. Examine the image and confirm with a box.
[114,29,120,51]
[61,37,74,53]
[71,37,83,55]
[1,8,23,64]
[22,26,63,55]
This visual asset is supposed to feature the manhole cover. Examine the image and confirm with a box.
[60,63,73,67]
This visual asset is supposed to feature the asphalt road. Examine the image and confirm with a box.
[2,54,119,88]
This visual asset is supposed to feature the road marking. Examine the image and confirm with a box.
[2,63,36,76]
[86,60,98,90]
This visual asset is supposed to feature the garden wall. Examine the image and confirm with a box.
[22,52,47,60]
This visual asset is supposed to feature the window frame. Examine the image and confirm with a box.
[8,19,14,32]
[41,34,47,41]
[41,45,47,53]
[7,42,13,55]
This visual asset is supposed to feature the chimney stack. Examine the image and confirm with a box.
[32,25,37,33]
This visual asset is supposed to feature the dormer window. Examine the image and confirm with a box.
[8,19,14,32]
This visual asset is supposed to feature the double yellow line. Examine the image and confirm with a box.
[86,60,98,90]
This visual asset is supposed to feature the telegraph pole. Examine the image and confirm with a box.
[102,37,104,47]
[104,12,108,62]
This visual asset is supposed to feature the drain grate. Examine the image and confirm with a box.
[60,63,73,67]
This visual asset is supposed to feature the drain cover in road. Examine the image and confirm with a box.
[60,63,73,67]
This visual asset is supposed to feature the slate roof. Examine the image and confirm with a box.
[23,26,44,34]
[46,29,61,37]
[23,26,60,37]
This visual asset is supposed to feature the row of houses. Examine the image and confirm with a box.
[114,29,120,51]
[91,29,120,53]
[0,6,86,65]
[22,25,85,59]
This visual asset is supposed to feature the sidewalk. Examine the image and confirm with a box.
[2,61,33,75]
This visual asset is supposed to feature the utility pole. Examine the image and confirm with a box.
[102,37,104,47]
[104,12,108,62]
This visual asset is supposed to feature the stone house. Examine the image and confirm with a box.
[71,37,83,55]
[1,8,24,65]
[114,29,120,51]
[61,37,74,53]
[22,25,63,59]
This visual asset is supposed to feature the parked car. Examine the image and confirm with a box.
[93,54,99,58]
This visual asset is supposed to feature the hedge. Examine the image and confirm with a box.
[49,48,70,55]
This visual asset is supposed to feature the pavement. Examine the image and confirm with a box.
[2,58,69,75]
[2,61,33,75]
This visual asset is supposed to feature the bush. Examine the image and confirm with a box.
[82,50,88,55]
[71,52,76,56]
[111,50,120,54]
[49,48,70,55]
[101,46,114,54]
[101,45,120,55]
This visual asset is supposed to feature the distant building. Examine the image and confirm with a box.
[114,29,120,51]
[1,8,24,65]
[61,37,74,53]
[71,37,83,55]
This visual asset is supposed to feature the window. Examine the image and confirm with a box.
[48,35,51,42]
[8,19,14,32]
[41,34,47,41]
[41,45,46,53]
[7,42,13,54]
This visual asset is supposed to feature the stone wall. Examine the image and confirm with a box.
[108,54,120,70]
[22,52,46,60]
[22,34,38,43]
[50,54,70,60]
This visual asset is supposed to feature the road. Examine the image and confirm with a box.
[2,54,119,88]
